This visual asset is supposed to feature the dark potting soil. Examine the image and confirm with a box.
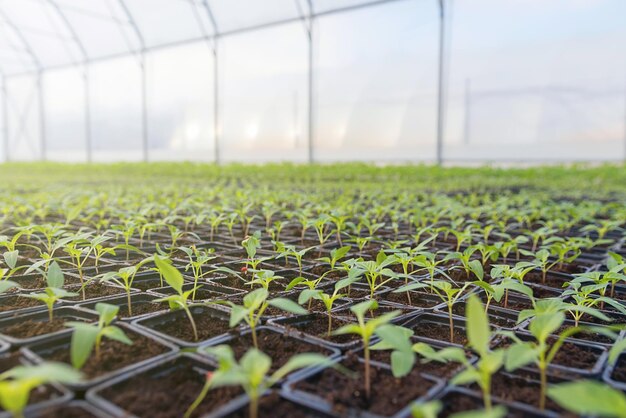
[35,405,103,418]
[611,355,626,383]
[43,332,168,378]
[150,311,233,342]
[100,362,242,418]
[368,348,463,378]
[280,315,360,345]
[554,325,614,345]
[64,283,125,301]
[438,391,527,418]
[227,330,330,372]
[548,340,600,370]
[384,291,441,308]
[294,353,436,416]
[0,351,22,372]
[307,265,344,280]
[129,279,164,291]
[471,372,569,414]
[450,305,516,328]
[2,317,76,338]
[116,301,167,318]
[411,320,467,346]
[0,295,42,312]
[212,275,285,292]
[228,391,331,418]
[524,271,569,288]
[498,338,600,371]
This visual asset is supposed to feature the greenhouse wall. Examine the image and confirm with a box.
[0,0,624,163]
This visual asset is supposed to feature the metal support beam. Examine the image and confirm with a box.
[118,0,148,162]
[202,0,220,164]
[435,0,446,166]
[213,43,219,164]
[37,71,46,161]
[84,67,92,162]
[48,0,93,163]
[140,54,148,162]
[1,74,9,162]
[307,0,314,164]
[463,78,470,145]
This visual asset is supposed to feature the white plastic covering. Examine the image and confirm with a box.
[0,0,624,162]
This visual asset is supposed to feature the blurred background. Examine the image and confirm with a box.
[0,0,624,164]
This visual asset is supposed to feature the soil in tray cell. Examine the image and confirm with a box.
[39,331,168,379]
[0,295,42,312]
[100,358,243,418]
[0,352,62,412]
[35,405,104,418]
[368,348,464,379]
[149,310,233,342]
[225,329,331,372]
[278,315,361,345]
[293,353,436,416]
[384,291,441,309]
[410,319,468,346]
[228,392,332,418]
[2,317,76,339]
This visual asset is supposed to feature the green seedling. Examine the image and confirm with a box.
[504,300,621,410]
[185,345,331,418]
[216,287,306,348]
[0,362,82,418]
[22,261,77,321]
[333,300,400,398]
[419,295,506,413]
[153,255,202,341]
[67,302,132,369]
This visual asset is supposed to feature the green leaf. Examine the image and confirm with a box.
[468,260,484,280]
[101,326,133,345]
[547,380,626,417]
[229,305,249,327]
[609,337,626,364]
[390,350,415,378]
[154,255,184,294]
[450,367,481,386]
[529,312,564,342]
[350,300,378,321]
[95,303,119,326]
[268,298,308,315]
[0,280,19,294]
[375,324,413,353]
[505,342,538,371]
[69,324,99,369]
[449,405,507,418]
[410,401,442,418]
[466,294,490,356]
[240,348,271,387]
[272,353,331,382]
[243,288,269,310]
[46,261,64,288]
[3,250,18,270]
[332,323,363,337]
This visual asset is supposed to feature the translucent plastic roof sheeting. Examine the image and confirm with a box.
[0,0,624,163]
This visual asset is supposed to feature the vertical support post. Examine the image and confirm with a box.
[306,1,314,164]
[213,40,220,165]
[463,78,470,145]
[307,20,314,164]
[435,0,446,166]
[141,53,148,162]
[1,74,9,162]
[84,66,92,163]
[37,71,46,161]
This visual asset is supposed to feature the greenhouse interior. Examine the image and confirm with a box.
[0,1,626,418]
